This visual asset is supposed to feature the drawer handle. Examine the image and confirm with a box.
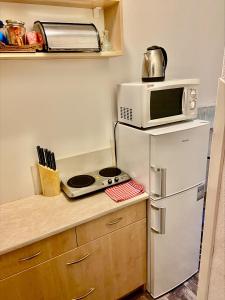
[106,217,123,225]
[72,287,95,300]
[66,253,90,266]
[18,251,41,262]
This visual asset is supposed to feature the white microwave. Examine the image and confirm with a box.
[117,79,199,128]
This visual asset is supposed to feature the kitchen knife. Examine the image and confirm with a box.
[48,150,53,169]
[36,146,42,165]
[40,147,46,166]
[44,149,51,168]
[51,152,56,170]
[37,146,46,166]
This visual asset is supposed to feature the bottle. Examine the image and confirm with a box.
[101,30,112,52]
[0,20,7,44]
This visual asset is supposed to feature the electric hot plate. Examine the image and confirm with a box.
[61,167,130,199]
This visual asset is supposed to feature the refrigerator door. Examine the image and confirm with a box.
[150,121,209,199]
[149,186,204,298]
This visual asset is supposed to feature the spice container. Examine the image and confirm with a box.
[6,20,26,46]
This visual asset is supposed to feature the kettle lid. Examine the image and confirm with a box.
[147,45,161,51]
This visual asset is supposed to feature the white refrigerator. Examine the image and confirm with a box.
[116,120,210,298]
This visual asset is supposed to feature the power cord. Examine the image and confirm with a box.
[113,121,119,166]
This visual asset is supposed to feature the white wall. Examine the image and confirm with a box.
[0,0,224,203]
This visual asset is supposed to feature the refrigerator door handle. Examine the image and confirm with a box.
[161,168,167,197]
[151,204,166,234]
[150,166,167,198]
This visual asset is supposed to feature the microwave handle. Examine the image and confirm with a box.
[151,166,167,198]
[182,89,187,113]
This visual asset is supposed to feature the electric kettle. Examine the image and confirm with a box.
[142,46,167,82]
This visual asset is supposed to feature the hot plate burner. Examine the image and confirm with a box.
[99,167,121,177]
[67,175,95,188]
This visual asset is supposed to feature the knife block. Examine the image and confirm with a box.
[38,164,60,197]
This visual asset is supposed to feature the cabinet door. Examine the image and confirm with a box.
[0,259,64,300]
[52,238,114,300]
[107,218,147,299]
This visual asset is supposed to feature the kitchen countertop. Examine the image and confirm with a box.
[0,192,148,256]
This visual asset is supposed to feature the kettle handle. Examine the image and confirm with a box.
[144,52,150,76]
[159,46,168,69]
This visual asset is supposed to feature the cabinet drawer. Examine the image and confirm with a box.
[76,201,146,245]
[0,228,77,280]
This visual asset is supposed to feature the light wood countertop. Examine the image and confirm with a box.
[0,192,148,256]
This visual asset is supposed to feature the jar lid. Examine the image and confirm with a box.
[6,20,25,26]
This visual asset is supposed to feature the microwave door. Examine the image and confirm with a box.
[149,122,210,199]
[149,88,184,121]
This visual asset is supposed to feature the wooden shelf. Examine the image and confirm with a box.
[0,0,120,9]
[0,0,123,60]
[0,50,123,60]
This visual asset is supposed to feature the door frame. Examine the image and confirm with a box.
[197,78,225,300]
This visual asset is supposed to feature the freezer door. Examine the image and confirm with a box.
[150,122,209,199]
[149,186,204,298]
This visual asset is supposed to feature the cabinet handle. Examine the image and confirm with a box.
[72,287,95,300]
[106,217,123,225]
[18,251,41,262]
[66,253,90,266]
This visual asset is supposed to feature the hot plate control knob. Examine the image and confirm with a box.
[108,179,112,184]
[114,177,119,182]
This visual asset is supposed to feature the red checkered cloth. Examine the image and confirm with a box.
[105,179,145,202]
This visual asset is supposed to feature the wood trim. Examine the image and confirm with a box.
[0,51,123,60]
[0,0,120,8]
[104,0,123,52]
[197,78,225,300]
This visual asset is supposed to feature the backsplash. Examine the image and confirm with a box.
[198,106,215,128]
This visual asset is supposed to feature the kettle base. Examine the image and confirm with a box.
[142,76,165,82]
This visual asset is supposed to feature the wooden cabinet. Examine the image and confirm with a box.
[0,0,123,60]
[0,201,147,300]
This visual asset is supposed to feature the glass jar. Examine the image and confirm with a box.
[101,30,112,52]
[6,20,26,46]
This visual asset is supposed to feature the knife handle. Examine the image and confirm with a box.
[40,148,46,166]
[37,146,45,166]
[51,152,56,170]
[36,146,42,165]
[44,149,51,168]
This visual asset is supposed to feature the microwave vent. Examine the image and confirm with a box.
[120,107,133,121]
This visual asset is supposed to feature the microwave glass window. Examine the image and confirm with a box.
[150,88,184,119]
